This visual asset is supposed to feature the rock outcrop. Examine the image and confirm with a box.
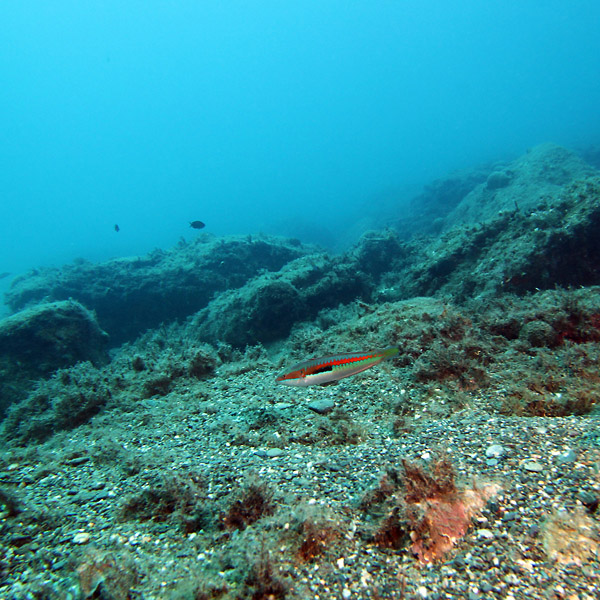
[5,235,308,345]
[2,143,599,366]
[0,300,108,416]
[443,143,597,230]
[391,175,600,301]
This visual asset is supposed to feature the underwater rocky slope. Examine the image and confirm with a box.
[1,143,600,599]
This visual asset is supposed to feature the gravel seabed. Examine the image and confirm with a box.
[1,367,599,600]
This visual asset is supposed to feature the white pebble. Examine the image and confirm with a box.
[486,444,506,458]
[342,588,351,599]
[72,532,90,545]
[476,528,495,540]
[522,461,544,473]
[266,448,284,458]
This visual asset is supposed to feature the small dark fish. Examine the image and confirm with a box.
[189,220,205,230]
[114,224,120,232]
[0,272,10,280]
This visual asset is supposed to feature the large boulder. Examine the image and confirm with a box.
[0,300,108,417]
[194,248,376,347]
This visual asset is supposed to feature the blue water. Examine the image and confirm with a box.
[1,1,599,280]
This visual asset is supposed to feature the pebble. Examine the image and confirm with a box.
[4,351,600,600]
[480,581,493,593]
[274,402,294,410]
[71,490,106,504]
[577,490,599,513]
[307,398,335,414]
[486,444,506,459]
[557,449,577,464]
[476,528,494,540]
[265,448,284,458]
[72,532,90,545]
[66,456,90,467]
[522,461,544,472]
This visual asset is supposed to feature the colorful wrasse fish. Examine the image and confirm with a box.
[276,346,398,387]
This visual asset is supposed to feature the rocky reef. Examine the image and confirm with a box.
[443,142,597,230]
[4,234,308,346]
[0,300,108,417]
[392,175,600,300]
[1,142,599,411]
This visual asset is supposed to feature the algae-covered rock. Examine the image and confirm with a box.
[519,321,559,348]
[195,277,305,347]
[2,362,113,444]
[350,230,406,278]
[193,243,380,347]
[4,235,308,345]
[394,175,600,300]
[0,300,108,417]
[395,166,491,238]
[485,170,512,190]
[444,143,597,230]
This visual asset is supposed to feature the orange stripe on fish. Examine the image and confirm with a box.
[276,346,398,387]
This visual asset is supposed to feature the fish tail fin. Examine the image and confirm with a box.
[381,346,399,359]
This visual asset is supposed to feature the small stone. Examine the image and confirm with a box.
[522,461,544,472]
[274,402,294,410]
[486,444,506,459]
[502,511,518,522]
[577,490,599,513]
[556,449,577,464]
[67,456,90,466]
[72,490,109,504]
[265,448,284,458]
[52,559,68,571]
[307,398,335,415]
[476,528,494,540]
[72,532,90,545]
